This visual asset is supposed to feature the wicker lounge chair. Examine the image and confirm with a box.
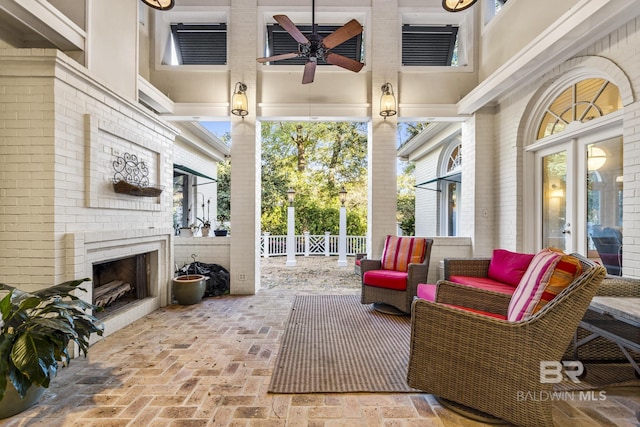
[360,236,433,314]
[442,256,639,361]
[407,254,606,427]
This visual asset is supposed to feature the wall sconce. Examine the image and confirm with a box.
[442,0,478,12]
[379,83,397,119]
[140,0,175,10]
[287,188,296,206]
[339,186,348,206]
[231,82,248,117]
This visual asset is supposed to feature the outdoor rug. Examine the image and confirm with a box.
[268,294,417,393]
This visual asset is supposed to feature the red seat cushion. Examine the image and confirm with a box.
[355,258,361,266]
[444,304,507,320]
[363,270,408,291]
[448,275,516,295]
[416,283,437,301]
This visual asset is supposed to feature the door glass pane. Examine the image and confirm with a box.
[587,137,623,275]
[542,152,567,250]
[447,182,458,236]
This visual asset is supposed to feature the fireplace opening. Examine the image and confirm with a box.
[92,253,150,319]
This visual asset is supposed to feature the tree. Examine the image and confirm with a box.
[260,121,368,235]
[397,161,416,235]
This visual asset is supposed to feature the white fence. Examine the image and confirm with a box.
[261,232,367,257]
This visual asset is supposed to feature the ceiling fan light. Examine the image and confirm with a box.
[140,0,175,11]
[380,83,397,119]
[442,0,478,12]
[231,82,249,117]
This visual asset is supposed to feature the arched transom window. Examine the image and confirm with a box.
[537,78,622,139]
[445,142,462,174]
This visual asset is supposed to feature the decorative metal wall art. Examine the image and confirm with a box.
[112,152,163,197]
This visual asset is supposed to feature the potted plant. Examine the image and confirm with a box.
[0,278,104,418]
[214,216,229,237]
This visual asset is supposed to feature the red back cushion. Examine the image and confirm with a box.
[487,249,535,287]
[380,236,427,272]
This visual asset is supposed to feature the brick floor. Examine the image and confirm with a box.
[1,256,638,426]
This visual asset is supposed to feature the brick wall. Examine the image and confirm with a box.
[490,16,640,275]
[0,49,177,293]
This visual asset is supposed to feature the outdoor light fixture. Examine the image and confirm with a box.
[231,82,248,117]
[339,187,347,206]
[442,0,478,12]
[287,188,296,206]
[140,0,175,11]
[380,83,397,119]
[587,146,607,171]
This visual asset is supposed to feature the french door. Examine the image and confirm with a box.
[534,133,623,258]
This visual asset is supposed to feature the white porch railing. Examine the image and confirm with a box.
[261,232,367,257]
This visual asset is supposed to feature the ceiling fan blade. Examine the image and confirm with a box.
[322,19,363,49]
[325,53,364,73]
[274,15,310,45]
[257,52,299,63]
[302,60,317,84]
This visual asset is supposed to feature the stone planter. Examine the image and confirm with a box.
[202,226,211,237]
[0,379,45,419]
[172,274,206,305]
[179,227,193,237]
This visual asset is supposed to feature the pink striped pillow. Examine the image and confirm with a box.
[380,236,427,272]
[507,249,562,322]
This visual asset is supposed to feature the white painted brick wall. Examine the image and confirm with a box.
[492,16,640,275]
[0,49,177,292]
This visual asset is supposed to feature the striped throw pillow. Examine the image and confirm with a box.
[507,248,562,322]
[380,236,427,272]
[531,248,583,314]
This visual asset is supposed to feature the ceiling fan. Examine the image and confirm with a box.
[257,0,364,84]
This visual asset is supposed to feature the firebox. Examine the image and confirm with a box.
[92,253,150,318]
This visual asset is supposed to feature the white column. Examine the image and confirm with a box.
[338,206,347,266]
[286,206,296,266]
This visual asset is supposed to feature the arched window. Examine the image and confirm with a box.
[440,140,462,236]
[537,78,622,139]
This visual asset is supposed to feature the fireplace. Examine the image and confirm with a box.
[67,228,172,340]
[92,253,152,319]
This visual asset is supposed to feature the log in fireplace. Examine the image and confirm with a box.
[92,253,150,318]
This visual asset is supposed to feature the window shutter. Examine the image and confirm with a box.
[402,25,458,66]
[170,23,227,65]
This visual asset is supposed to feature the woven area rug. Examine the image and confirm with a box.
[269,294,417,393]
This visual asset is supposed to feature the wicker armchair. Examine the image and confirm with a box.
[360,237,433,314]
[407,255,606,427]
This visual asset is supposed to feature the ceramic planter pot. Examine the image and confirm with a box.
[0,380,45,419]
[214,229,228,237]
[172,275,206,305]
[179,228,193,237]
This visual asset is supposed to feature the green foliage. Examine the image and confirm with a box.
[261,122,368,235]
[0,279,104,401]
[397,161,416,235]
[216,159,231,223]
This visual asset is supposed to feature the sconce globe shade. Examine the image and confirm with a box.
[231,82,249,117]
[380,83,397,118]
[140,0,175,11]
[442,0,478,12]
